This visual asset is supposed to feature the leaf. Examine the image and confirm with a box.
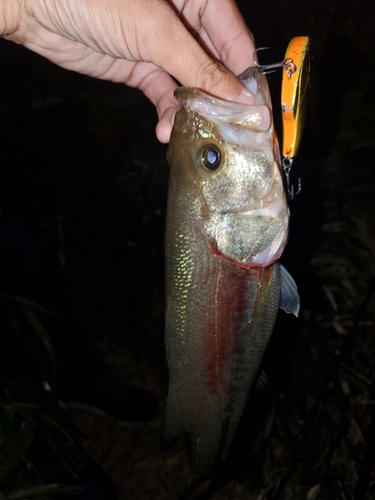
[0,393,76,448]
[45,433,79,479]
[0,294,65,385]
[263,396,278,438]
[0,441,23,469]
[0,412,27,463]
[0,419,36,468]
[18,421,36,452]
[0,432,6,450]
[13,405,75,443]
[14,408,77,477]
[17,304,57,384]
[8,484,80,499]
[1,295,61,320]
[3,301,22,335]
[307,483,322,500]
[0,410,14,449]
[64,401,108,417]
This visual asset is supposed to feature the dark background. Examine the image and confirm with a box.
[1,0,375,498]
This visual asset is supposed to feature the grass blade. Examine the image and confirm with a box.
[0,412,27,462]
[17,304,57,384]
[8,484,80,499]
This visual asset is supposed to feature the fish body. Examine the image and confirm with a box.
[163,68,299,491]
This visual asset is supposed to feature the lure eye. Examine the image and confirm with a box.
[201,145,222,170]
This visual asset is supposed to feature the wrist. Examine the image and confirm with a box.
[1,0,22,36]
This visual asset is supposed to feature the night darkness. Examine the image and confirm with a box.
[1,0,375,499]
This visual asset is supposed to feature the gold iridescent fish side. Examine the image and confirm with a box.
[163,67,299,496]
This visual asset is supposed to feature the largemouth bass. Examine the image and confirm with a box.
[163,67,299,494]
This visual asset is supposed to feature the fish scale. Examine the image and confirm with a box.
[163,67,299,496]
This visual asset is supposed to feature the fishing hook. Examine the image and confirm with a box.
[253,48,297,79]
[282,156,302,200]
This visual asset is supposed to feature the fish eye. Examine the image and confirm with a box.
[201,145,222,170]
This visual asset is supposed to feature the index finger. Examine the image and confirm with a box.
[179,0,256,75]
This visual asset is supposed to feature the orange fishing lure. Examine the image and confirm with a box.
[254,36,310,198]
[281,36,310,161]
[281,36,310,198]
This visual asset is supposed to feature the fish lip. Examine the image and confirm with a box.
[175,87,272,132]
[175,87,253,111]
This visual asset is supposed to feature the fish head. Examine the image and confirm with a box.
[167,68,289,268]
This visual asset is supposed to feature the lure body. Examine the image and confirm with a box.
[281,36,311,159]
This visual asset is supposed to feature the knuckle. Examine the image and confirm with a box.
[219,34,243,66]
[196,59,229,93]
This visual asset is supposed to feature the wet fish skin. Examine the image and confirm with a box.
[163,68,297,491]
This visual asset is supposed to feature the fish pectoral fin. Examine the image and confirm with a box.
[161,397,186,452]
[279,264,300,317]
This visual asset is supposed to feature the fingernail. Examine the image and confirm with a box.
[156,107,176,144]
[233,89,255,106]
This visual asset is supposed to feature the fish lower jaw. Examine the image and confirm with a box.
[210,244,282,269]
[235,204,286,218]
[247,243,286,267]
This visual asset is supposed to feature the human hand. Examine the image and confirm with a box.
[2,0,256,142]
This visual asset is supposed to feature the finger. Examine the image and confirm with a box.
[119,60,180,142]
[200,0,256,73]
[103,0,252,102]
[23,0,253,107]
[179,0,256,75]
[156,105,178,143]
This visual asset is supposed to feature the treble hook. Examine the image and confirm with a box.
[282,156,302,200]
[253,48,297,78]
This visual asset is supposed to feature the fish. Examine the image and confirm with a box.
[162,67,299,495]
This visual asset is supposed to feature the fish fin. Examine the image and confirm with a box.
[161,397,186,452]
[279,264,300,317]
[254,370,268,394]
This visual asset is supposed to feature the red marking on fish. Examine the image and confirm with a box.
[202,255,256,396]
